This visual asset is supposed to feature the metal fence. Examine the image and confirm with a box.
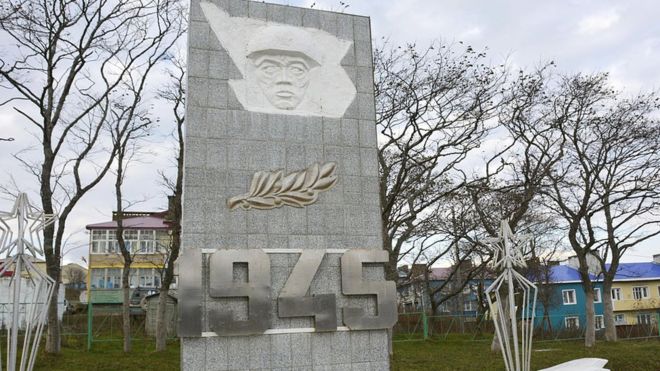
[394,312,660,342]
[61,307,156,350]
[4,310,657,351]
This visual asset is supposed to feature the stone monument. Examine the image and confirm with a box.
[179,1,396,369]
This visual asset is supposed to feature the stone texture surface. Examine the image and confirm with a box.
[182,1,388,370]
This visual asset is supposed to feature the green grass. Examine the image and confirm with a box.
[15,335,660,370]
[34,338,180,371]
[392,336,660,370]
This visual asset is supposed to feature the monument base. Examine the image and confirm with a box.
[182,330,389,370]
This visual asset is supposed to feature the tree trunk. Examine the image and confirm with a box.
[42,153,61,354]
[382,227,398,282]
[602,280,617,341]
[45,270,61,353]
[543,308,552,333]
[583,288,596,347]
[122,265,131,352]
[155,288,170,351]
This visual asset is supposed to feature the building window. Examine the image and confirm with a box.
[155,230,170,253]
[611,288,621,301]
[106,268,121,288]
[562,289,577,305]
[91,230,107,254]
[92,268,162,289]
[90,228,166,254]
[139,230,155,253]
[593,288,602,303]
[595,315,604,330]
[463,300,476,312]
[107,232,118,253]
[123,229,138,252]
[614,314,625,325]
[637,313,652,325]
[564,316,579,329]
[632,286,649,300]
[91,268,105,289]
[128,268,161,288]
[90,268,121,289]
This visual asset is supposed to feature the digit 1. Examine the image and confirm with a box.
[208,249,271,335]
[278,250,337,331]
[341,249,397,330]
[178,248,202,337]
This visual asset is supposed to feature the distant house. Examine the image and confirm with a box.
[608,256,660,326]
[397,264,494,316]
[0,256,48,278]
[61,262,87,289]
[86,211,175,292]
[0,260,66,328]
[533,264,605,332]
[533,254,660,332]
[397,264,428,313]
[85,210,177,313]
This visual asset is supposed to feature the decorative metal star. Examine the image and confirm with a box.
[0,193,56,258]
[484,220,538,371]
[484,219,530,270]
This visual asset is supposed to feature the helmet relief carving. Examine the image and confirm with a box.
[248,49,319,110]
[200,2,357,118]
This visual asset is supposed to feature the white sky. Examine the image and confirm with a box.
[1,0,659,266]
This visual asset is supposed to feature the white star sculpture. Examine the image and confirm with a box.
[484,220,537,371]
[484,220,530,271]
[0,193,56,258]
[0,193,56,371]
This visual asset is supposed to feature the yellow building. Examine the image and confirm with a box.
[610,257,660,326]
[86,211,172,296]
[0,255,47,278]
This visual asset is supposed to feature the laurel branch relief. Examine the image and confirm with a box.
[227,162,338,210]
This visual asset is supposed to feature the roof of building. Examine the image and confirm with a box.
[547,262,660,283]
[86,215,170,230]
[547,265,590,283]
[607,262,660,281]
[62,262,87,271]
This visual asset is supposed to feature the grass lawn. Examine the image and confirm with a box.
[25,335,660,370]
[392,336,660,370]
[34,338,180,371]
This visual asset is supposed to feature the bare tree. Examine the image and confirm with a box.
[374,46,565,350]
[62,265,86,288]
[109,11,185,354]
[111,98,156,353]
[475,65,569,351]
[422,193,493,315]
[374,41,508,282]
[592,92,660,342]
[154,55,185,352]
[544,73,660,344]
[0,0,185,352]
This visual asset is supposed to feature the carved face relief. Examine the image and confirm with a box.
[249,52,317,110]
[200,2,357,118]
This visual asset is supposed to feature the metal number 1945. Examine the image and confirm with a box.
[178,248,397,337]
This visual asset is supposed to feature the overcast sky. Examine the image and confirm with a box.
[1,0,659,266]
